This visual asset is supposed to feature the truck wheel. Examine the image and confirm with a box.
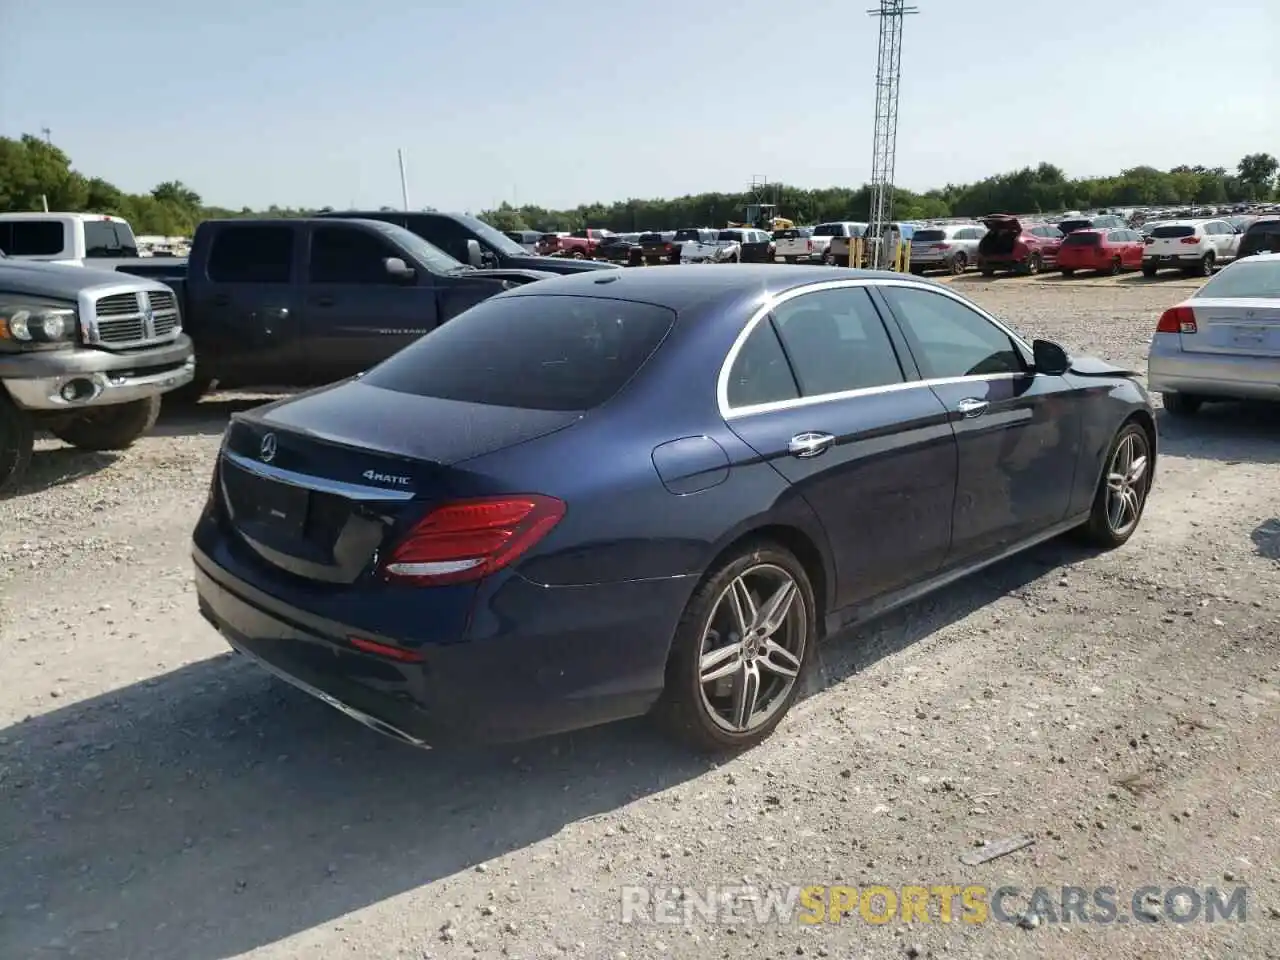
[0,393,35,497]
[571,251,586,260]
[49,397,162,452]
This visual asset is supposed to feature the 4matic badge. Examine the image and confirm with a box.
[363,470,412,486]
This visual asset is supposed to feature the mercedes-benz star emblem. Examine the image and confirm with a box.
[260,433,278,463]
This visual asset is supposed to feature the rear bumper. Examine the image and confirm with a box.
[1143,254,1204,265]
[1148,338,1280,400]
[192,536,690,746]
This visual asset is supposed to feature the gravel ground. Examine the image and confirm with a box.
[2,273,1279,960]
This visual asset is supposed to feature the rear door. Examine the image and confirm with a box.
[875,283,1081,561]
[195,223,303,383]
[302,223,439,382]
[722,284,957,609]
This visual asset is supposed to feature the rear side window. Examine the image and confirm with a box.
[1152,225,1195,239]
[912,229,947,242]
[206,226,294,283]
[84,220,139,257]
[0,220,66,256]
[773,288,905,396]
[361,295,676,411]
[727,320,800,408]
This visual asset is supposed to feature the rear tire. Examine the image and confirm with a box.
[165,376,212,406]
[949,253,968,275]
[1197,252,1215,277]
[1072,421,1153,549]
[1060,268,1075,277]
[48,397,161,451]
[1162,392,1203,417]
[1025,253,1043,275]
[1108,257,1122,276]
[1142,263,1158,277]
[655,541,815,753]
[0,393,35,497]
[980,265,996,277]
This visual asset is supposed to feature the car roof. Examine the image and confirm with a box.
[500,264,942,315]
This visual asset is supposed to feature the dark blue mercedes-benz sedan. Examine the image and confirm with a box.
[193,265,1156,752]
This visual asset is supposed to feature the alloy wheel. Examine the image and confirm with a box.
[697,564,806,733]
[1105,431,1150,537]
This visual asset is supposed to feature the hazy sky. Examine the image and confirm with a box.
[2,0,1276,212]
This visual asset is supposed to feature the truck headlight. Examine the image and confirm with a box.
[0,299,78,346]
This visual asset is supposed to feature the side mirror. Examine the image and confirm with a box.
[465,239,484,268]
[383,256,415,280]
[1032,338,1071,376]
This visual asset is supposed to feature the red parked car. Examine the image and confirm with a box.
[976,215,1063,276]
[1057,228,1147,276]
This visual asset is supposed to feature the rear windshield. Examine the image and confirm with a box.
[1152,225,1196,238]
[912,229,947,242]
[774,229,802,240]
[1194,259,1280,299]
[639,233,664,243]
[674,229,704,241]
[1245,220,1280,237]
[717,231,743,242]
[360,295,676,411]
[1062,231,1101,246]
[1058,220,1092,234]
[812,224,844,237]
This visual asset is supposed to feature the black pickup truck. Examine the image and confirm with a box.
[318,211,619,275]
[115,217,553,401]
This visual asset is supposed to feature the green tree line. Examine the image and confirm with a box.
[1,132,1275,237]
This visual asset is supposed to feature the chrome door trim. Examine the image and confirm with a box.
[716,276,1035,421]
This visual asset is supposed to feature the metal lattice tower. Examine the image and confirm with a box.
[866,1,917,268]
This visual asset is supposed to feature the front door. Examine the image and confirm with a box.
[722,284,958,610]
[302,224,439,383]
[874,283,1082,564]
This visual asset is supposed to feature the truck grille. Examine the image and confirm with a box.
[89,290,181,348]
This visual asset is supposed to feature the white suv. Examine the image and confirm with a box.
[1142,219,1242,277]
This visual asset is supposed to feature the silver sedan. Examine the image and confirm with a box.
[1148,253,1280,416]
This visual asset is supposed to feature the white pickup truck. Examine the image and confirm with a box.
[0,212,147,268]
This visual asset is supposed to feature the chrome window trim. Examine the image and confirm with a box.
[716,277,1034,420]
[223,450,417,501]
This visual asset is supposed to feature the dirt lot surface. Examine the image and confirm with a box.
[3,273,1278,960]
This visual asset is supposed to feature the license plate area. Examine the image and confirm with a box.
[251,482,310,537]
[1231,325,1269,348]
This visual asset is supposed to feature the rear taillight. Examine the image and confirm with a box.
[1144,237,1154,244]
[1156,305,1197,334]
[1180,236,1200,245]
[806,239,813,250]
[381,495,566,586]
[664,243,672,251]
[936,243,951,250]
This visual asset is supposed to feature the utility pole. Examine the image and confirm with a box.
[866,1,918,268]
[397,149,410,211]
[40,127,52,145]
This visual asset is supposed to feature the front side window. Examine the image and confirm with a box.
[772,287,905,397]
[308,227,402,284]
[880,286,1024,379]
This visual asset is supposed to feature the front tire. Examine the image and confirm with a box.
[1142,263,1158,277]
[1073,421,1153,548]
[1162,392,1203,417]
[0,393,35,497]
[656,542,815,752]
[1060,268,1075,277]
[1107,256,1122,276]
[48,397,161,451]
[1024,253,1043,275]
[1196,252,1215,277]
[949,252,968,275]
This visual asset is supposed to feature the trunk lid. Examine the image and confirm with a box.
[982,215,1021,233]
[1182,297,1280,357]
[1147,224,1200,257]
[218,379,580,583]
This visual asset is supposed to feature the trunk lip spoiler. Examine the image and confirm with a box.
[222,449,417,502]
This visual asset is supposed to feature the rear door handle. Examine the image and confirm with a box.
[787,432,835,458]
[956,398,988,419]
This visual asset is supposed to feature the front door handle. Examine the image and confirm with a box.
[956,398,988,419]
[787,432,835,458]
[264,307,290,319]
